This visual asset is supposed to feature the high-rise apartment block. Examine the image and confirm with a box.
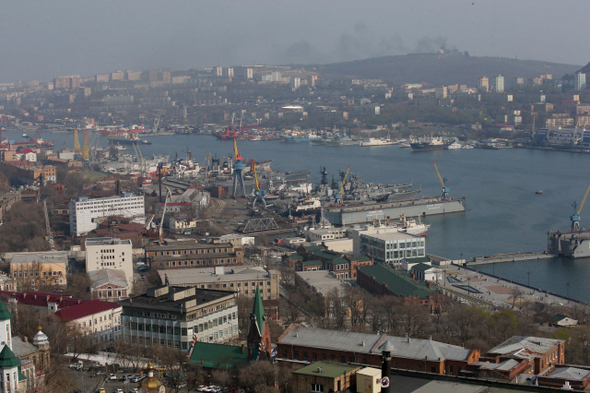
[493,75,505,93]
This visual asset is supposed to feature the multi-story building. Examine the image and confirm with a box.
[158,266,279,301]
[145,242,243,270]
[119,285,238,351]
[295,245,373,279]
[0,161,56,185]
[85,238,133,292]
[360,231,425,266]
[88,269,129,302]
[478,76,489,92]
[493,75,505,93]
[575,72,586,91]
[9,251,68,288]
[277,325,480,375]
[69,193,145,236]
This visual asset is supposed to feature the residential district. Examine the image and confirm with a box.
[0,57,589,393]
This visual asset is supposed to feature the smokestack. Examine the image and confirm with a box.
[381,345,392,393]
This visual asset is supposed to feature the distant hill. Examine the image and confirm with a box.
[314,53,581,86]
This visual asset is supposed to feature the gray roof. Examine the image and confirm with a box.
[487,336,564,359]
[85,237,132,247]
[11,251,68,264]
[11,336,38,358]
[296,271,351,296]
[544,367,590,381]
[158,266,276,286]
[278,325,471,362]
[88,269,128,289]
[475,359,521,372]
[412,380,487,393]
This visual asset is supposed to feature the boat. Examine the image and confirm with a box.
[536,190,543,195]
[410,137,450,152]
[359,136,396,147]
[446,142,462,150]
[395,214,431,236]
[108,134,142,145]
[141,139,152,145]
[98,124,148,135]
[398,142,412,148]
[326,136,359,146]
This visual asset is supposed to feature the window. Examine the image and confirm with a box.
[311,384,324,393]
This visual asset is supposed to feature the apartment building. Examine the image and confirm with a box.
[119,285,238,351]
[69,193,145,236]
[9,251,68,288]
[85,238,133,292]
[145,242,243,270]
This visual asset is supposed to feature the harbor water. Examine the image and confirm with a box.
[25,131,590,301]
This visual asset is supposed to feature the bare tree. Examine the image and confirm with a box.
[238,361,276,390]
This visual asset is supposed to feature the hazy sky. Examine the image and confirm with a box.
[1,0,587,82]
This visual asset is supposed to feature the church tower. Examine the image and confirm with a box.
[246,286,272,359]
[0,300,19,393]
[33,323,51,371]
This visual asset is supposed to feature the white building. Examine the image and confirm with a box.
[69,193,145,236]
[346,224,404,257]
[360,231,425,266]
[306,227,347,243]
[494,75,505,93]
[575,73,586,91]
[85,238,133,292]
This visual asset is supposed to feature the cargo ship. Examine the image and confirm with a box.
[410,137,450,152]
[108,134,150,145]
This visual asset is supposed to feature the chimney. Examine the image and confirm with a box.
[241,344,245,354]
[361,340,365,347]
[425,356,427,360]
[23,337,28,343]
[461,343,465,348]
[317,367,322,373]
[247,347,253,361]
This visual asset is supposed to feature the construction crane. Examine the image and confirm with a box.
[433,161,450,201]
[74,128,81,154]
[83,129,89,160]
[333,166,350,204]
[570,184,590,231]
[43,200,55,250]
[251,159,267,210]
[159,187,172,242]
[232,138,247,197]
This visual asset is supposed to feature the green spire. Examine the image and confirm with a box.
[0,345,20,368]
[0,300,12,321]
[251,286,265,335]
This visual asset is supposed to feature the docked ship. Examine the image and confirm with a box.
[359,136,396,147]
[326,136,359,146]
[108,134,150,145]
[98,124,148,135]
[410,137,450,152]
[446,142,462,150]
[395,214,430,236]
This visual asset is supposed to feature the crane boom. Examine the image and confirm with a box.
[233,138,239,160]
[339,166,350,196]
[159,187,172,241]
[43,200,55,250]
[433,162,445,189]
[252,159,260,191]
[577,184,590,216]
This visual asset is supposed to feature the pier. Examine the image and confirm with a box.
[467,252,554,266]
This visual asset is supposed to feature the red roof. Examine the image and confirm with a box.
[53,300,120,322]
[20,149,35,154]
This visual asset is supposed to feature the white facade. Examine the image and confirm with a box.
[85,238,134,292]
[494,75,505,93]
[69,193,145,236]
[360,231,425,266]
[306,227,347,243]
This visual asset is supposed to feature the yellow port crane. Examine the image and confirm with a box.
[74,128,81,154]
[333,166,350,205]
[570,184,590,231]
[83,129,89,160]
[433,161,450,200]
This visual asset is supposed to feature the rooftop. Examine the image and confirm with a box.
[188,341,258,369]
[145,242,233,252]
[361,231,423,242]
[10,251,68,265]
[53,300,121,322]
[358,264,433,299]
[88,269,128,289]
[487,336,565,360]
[293,361,361,378]
[296,270,352,296]
[157,266,277,286]
[85,237,132,247]
[543,367,590,381]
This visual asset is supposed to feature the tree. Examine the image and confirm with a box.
[238,361,276,390]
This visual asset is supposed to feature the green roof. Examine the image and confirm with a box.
[411,263,433,272]
[358,255,372,262]
[251,286,265,335]
[188,341,259,369]
[0,345,21,368]
[323,257,346,266]
[301,260,323,266]
[303,245,326,253]
[359,264,433,299]
[405,257,431,263]
[313,251,341,260]
[293,362,360,378]
[0,300,13,321]
[289,254,304,260]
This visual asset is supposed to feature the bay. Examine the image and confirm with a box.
[21,131,590,301]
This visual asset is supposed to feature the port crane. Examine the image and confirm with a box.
[333,166,350,205]
[570,184,590,231]
[251,159,267,210]
[159,187,172,242]
[231,138,247,198]
[433,162,450,201]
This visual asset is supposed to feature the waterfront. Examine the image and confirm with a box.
[19,131,590,301]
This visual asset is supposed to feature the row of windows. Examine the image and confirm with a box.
[386,240,425,249]
[162,258,238,267]
[13,270,63,277]
[152,248,231,256]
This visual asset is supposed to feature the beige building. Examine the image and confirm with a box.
[53,300,122,343]
[158,265,279,301]
[85,238,133,292]
[9,251,68,288]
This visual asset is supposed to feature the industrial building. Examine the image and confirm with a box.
[9,251,68,288]
[69,193,145,236]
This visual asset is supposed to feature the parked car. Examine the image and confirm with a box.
[130,389,139,393]
[176,382,187,388]
[108,374,117,380]
[131,376,143,383]
[112,389,124,393]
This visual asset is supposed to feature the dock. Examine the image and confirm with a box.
[467,252,554,266]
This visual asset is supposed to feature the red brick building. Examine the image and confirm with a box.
[277,324,479,375]
[145,242,243,269]
[295,245,373,279]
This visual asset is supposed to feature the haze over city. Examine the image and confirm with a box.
[1,0,587,82]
